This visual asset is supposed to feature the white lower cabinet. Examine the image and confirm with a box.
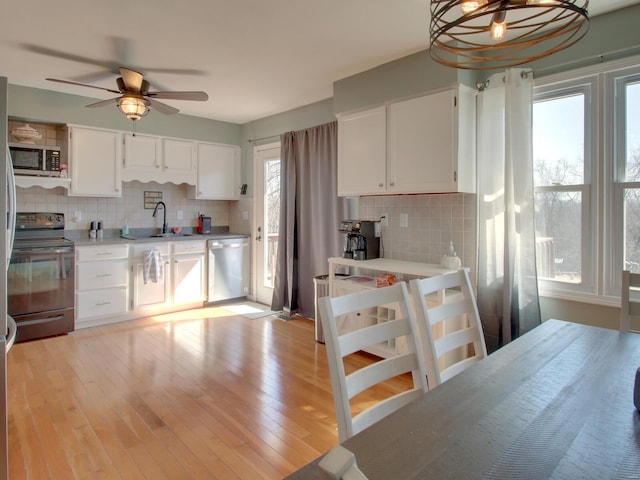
[75,245,129,325]
[131,243,170,310]
[171,241,206,305]
[75,239,206,327]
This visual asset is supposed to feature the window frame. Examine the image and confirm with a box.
[607,66,640,297]
[533,77,598,298]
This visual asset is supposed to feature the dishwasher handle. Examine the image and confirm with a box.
[209,241,249,249]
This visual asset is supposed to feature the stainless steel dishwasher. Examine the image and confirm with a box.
[207,236,250,303]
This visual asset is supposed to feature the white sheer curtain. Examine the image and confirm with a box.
[476,68,540,353]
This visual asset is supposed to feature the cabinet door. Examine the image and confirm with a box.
[195,143,240,199]
[337,106,387,196]
[162,138,195,175]
[69,126,121,197]
[388,90,456,193]
[172,254,205,304]
[388,87,476,194]
[122,133,160,180]
[133,262,170,309]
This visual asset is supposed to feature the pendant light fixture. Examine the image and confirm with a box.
[429,0,589,70]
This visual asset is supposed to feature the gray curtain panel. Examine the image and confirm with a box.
[271,121,346,318]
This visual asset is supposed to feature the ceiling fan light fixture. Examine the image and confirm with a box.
[117,95,150,121]
[429,0,589,70]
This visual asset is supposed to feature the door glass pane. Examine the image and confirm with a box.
[533,93,584,186]
[625,82,640,182]
[264,159,280,288]
[534,191,582,283]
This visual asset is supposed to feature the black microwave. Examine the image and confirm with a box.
[9,143,61,177]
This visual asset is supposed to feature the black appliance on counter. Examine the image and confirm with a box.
[7,213,75,342]
[339,220,380,260]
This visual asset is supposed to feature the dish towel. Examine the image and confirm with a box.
[143,248,164,284]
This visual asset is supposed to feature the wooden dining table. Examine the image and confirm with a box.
[286,319,640,479]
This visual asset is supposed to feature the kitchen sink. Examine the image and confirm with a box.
[149,232,195,238]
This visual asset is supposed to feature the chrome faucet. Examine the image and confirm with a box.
[152,201,168,234]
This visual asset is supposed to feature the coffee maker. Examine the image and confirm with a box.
[339,220,380,260]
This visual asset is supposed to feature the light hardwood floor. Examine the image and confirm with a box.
[7,305,411,479]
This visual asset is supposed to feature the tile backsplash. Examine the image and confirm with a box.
[358,193,477,275]
[16,181,230,232]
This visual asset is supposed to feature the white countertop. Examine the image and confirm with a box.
[328,257,457,277]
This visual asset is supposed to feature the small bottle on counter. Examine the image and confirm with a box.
[97,221,104,239]
[89,220,96,239]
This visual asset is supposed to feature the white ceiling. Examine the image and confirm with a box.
[1,0,638,124]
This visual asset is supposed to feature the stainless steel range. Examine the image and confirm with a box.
[7,213,75,342]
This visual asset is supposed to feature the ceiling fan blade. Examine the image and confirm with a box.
[85,98,118,108]
[141,67,208,76]
[46,78,121,94]
[119,67,144,92]
[147,98,179,115]
[21,43,118,71]
[146,91,209,101]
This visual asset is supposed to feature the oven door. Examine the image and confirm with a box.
[7,245,75,341]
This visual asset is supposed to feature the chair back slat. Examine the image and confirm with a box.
[340,318,412,357]
[347,353,422,398]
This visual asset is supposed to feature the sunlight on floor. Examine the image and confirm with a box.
[149,306,231,323]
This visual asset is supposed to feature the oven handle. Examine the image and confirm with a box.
[11,247,74,255]
[16,314,65,327]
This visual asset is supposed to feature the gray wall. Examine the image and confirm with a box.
[8,84,241,145]
[240,98,336,196]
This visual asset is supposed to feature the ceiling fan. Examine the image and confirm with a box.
[46,67,209,121]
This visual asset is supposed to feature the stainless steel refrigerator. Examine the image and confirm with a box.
[1,75,12,480]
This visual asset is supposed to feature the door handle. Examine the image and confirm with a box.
[256,226,262,241]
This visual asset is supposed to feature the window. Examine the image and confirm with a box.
[611,68,640,294]
[533,79,595,295]
[534,60,640,303]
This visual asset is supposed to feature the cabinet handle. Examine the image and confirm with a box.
[390,182,395,187]
[96,301,112,306]
[96,252,113,256]
[96,273,112,278]
[378,183,384,187]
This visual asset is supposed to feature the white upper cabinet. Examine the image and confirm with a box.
[123,133,160,171]
[68,125,122,197]
[162,138,196,176]
[191,142,241,200]
[337,84,476,196]
[122,133,196,184]
[337,106,387,196]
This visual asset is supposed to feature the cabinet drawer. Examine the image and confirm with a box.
[131,243,170,258]
[77,259,129,290]
[77,244,129,262]
[172,240,205,255]
[76,287,128,320]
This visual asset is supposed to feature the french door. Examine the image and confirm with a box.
[253,142,281,305]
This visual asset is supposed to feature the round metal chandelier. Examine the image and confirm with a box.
[429,0,589,70]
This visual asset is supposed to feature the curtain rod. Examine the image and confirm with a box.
[247,134,280,144]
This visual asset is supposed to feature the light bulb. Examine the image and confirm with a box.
[491,20,507,40]
[460,0,486,13]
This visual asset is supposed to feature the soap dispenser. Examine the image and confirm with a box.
[441,241,462,270]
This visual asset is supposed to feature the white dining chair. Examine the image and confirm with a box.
[318,282,429,442]
[409,268,487,388]
[620,270,640,332]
